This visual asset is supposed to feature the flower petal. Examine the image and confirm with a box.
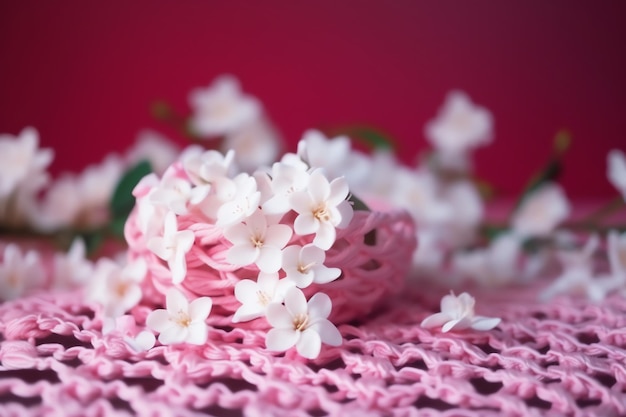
[313,266,341,284]
[146,309,172,333]
[294,213,318,236]
[256,246,283,273]
[310,319,342,346]
[471,316,501,331]
[313,222,336,250]
[265,303,293,328]
[189,296,213,321]
[233,303,265,323]
[266,224,293,249]
[284,287,307,317]
[185,322,208,345]
[234,279,260,304]
[420,312,451,329]
[166,288,189,315]
[296,328,322,359]
[159,324,188,345]
[307,292,332,320]
[266,328,299,352]
[227,244,259,266]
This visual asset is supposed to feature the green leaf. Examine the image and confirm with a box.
[110,160,153,220]
[80,230,105,256]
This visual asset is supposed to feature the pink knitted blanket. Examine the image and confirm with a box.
[1,276,624,417]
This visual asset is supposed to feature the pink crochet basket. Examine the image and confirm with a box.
[125,199,417,328]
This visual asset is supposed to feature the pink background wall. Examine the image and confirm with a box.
[1,1,625,198]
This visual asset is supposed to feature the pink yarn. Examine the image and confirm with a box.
[1,279,626,416]
[125,200,418,328]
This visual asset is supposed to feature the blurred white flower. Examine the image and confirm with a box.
[391,168,452,226]
[607,230,626,277]
[282,244,341,288]
[607,149,626,200]
[290,169,353,250]
[35,155,124,231]
[146,287,212,345]
[52,238,93,289]
[0,127,53,198]
[265,287,342,359]
[86,257,147,318]
[189,75,261,138]
[452,233,521,286]
[232,272,294,323]
[223,119,282,173]
[511,183,570,238]
[439,181,484,247]
[421,292,500,332]
[540,235,615,302]
[104,315,156,351]
[425,91,493,155]
[224,209,292,273]
[0,244,46,301]
[126,130,180,176]
[147,211,195,284]
[132,173,168,241]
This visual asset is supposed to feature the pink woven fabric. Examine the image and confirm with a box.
[125,203,417,328]
[1,276,625,416]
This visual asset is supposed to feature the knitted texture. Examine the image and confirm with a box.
[1,278,625,417]
[125,206,418,328]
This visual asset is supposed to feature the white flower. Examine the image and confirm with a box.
[0,127,53,198]
[452,233,523,286]
[147,211,195,284]
[215,173,261,227]
[133,174,168,241]
[265,287,342,359]
[126,130,180,176]
[297,130,351,175]
[607,149,626,200]
[232,272,294,323]
[104,315,156,351]
[425,91,493,155]
[52,238,93,289]
[223,119,282,173]
[146,288,212,345]
[421,292,501,332]
[224,209,292,273]
[86,258,147,318]
[0,244,46,301]
[181,146,235,188]
[282,244,341,288]
[391,168,452,226]
[189,75,261,138]
[540,235,615,302]
[608,230,626,277]
[148,176,208,215]
[34,154,124,231]
[511,183,570,238]
[261,161,311,215]
[439,181,484,247]
[289,169,353,250]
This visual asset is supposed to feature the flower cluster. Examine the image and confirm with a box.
[127,131,355,358]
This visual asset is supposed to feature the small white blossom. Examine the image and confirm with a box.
[0,127,53,198]
[147,211,195,284]
[189,75,261,138]
[86,258,147,318]
[607,149,626,200]
[421,292,501,332]
[511,183,570,238]
[289,169,353,250]
[282,244,341,288]
[540,235,615,302]
[148,176,208,215]
[52,238,93,289]
[133,174,168,241]
[146,288,212,345]
[215,173,261,227]
[223,119,282,173]
[425,91,493,155]
[262,161,311,215]
[104,315,156,351]
[0,244,46,301]
[608,230,626,278]
[181,146,235,188]
[265,287,342,359]
[297,130,351,176]
[232,272,294,323]
[126,130,180,176]
[224,209,292,273]
[391,168,452,226]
